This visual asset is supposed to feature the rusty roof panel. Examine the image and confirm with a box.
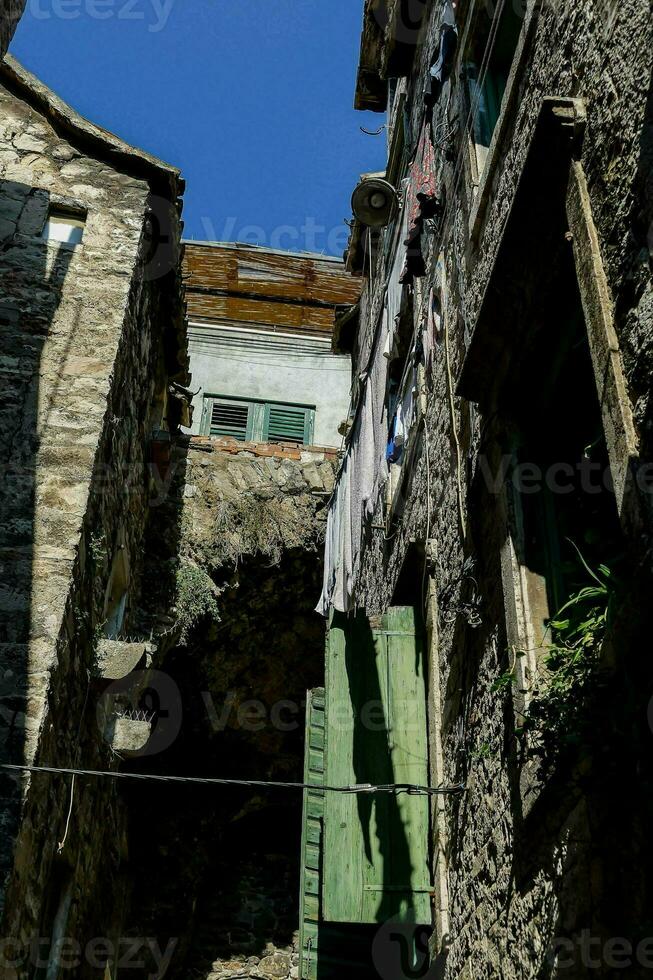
[186,294,335,335]
[183,243,361,338]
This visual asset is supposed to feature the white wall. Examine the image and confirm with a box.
[187,322,352,448]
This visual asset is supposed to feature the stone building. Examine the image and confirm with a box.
[183,241,359,449]
[0,51,357,977]
[1,0,652,977]
[0,1,25,62]
[0,55,188,975]
[307,1,653,978]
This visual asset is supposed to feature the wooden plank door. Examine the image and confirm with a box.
[299,688,326,979]
[322,608,432,925]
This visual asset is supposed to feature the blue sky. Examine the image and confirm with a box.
[10,0,386,255]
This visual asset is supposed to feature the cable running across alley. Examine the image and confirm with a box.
[2,763,465,797]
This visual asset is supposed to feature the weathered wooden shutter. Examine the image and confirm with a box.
[299,688,381,979]
[207,398,252,440]
[299,688,325,980]
[323,607,432,925]
[264,403,314,445]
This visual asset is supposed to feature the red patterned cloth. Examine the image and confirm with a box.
[401,121,440,283]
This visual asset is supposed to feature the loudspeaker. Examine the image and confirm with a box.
[351,176,398,228]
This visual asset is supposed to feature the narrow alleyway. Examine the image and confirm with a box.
[119,442,334,979]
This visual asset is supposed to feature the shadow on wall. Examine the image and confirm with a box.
[344,618,416,926]
[626,63,653,464]
[0,181,74,906]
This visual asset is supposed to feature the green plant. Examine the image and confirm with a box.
[175,560,221,644]
[491,670,516,693]
[491,647,525,693]
[471,742,493,760]
[520,550,617,767]
[89,531,106,567]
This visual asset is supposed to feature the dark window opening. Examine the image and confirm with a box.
[465,2,523,155]
[505,251,624,636]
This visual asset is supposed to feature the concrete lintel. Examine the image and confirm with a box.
[565,159,640,526]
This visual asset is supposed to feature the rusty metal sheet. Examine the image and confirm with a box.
[186,294,336,335]
[183,243,361,338]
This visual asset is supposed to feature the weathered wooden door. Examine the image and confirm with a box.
[322,607,432,925]
[298,688,325,980]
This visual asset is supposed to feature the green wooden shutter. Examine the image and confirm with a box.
[206,398,253,440]
[299,688,326,980]
[299,689,382,979]
[323,607,431,925]
[264,403,314,445]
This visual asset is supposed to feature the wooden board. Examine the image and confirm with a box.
[323,608,432,925]
[299,688,326,980]
[183,243,361,339]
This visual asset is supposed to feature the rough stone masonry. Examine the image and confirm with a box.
[0,54,187,972]
[337,0,653,977]
[0,2,25,62]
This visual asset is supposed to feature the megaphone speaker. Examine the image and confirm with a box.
[351,177,398,228]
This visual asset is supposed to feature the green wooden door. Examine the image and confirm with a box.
[323,607,432,925]
[299,688,326,980]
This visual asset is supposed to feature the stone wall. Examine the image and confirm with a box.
[0,57,187,973]
[120,439,335,980]
[346,1,653,977]
[0,1,25,60]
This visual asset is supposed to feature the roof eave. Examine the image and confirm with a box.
[353,0,428,112]
[0,55,184,200]
[354,0,388,112]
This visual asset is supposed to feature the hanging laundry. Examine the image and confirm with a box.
[387,365,416,465]
[387,413,401,464]
[423,286,442,370]
[425,1,458,107]
[400,121,440,284]
[316,314,390,616]
[384,182,410,360]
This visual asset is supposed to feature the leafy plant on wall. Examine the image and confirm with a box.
[496,545,619,770]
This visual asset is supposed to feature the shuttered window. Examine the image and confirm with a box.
[264,404,313,445]
[322,607,432,926]
[209,400,252,441]
[202,396,315,446]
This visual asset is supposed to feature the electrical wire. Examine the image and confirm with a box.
[2,763,465,797]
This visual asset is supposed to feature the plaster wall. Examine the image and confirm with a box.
[187,324,351,448]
